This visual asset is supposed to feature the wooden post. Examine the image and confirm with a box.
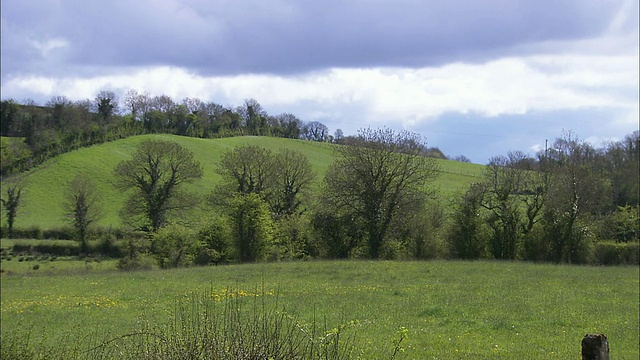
[582,334,609,360]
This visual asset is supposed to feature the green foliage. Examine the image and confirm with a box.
[229,193,275,262]
[312,211,363,259]
[322,128,439,259]
[151,225,201,268]
[196,217,233,265]
[597,205,639,243]
[0,136,32,175]
[594,242,639,265]
[117,253,154,271]
[447,184,489,259]
[274,213,317,259]
[63,174,102,250]
[0,134,477,231]
[1,182,22,239]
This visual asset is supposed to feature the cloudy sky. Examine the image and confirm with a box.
[1,0,638,163]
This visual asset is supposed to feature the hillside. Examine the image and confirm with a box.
[0,134,484,229]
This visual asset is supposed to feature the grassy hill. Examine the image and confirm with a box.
[1,134,485,230]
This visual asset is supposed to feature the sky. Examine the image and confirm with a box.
[1,0,638,164]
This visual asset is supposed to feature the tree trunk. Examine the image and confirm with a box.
[581,334,609,360]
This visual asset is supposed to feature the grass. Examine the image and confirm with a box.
[1,260,638,358]
[1,134,483,230]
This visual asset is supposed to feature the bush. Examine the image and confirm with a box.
[42,227,75,240]
[152,225,201,268]
[196,218,233,265]
[12,242,79,256]
[117,253,155,271]
[97,234,123,258]
[594,242,640,265]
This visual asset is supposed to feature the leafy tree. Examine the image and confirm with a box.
[63,174,102,251]
[323,128,439,259]
[480,153,527,259]
[448,184,488,259]
[312,211,363,259]
[152,224,200,268]
[238,99,267,135]
[196,217,234,265]
[229,193,275,262]
[604,131,639,207]
[0,99,19,136]
[95,90,119,123]
[1,183,22,238]
[114,140,203,232]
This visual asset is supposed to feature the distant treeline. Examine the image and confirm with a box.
[0,91,454,177]
[0,92,322,176]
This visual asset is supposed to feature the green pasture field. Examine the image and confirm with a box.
[1,134,483,230]
[1,260,638,359]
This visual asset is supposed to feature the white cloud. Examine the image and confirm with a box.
[29,37,69,57]
[2,52,637,136]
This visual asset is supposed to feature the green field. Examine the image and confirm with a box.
[0,134,484,230]
[1,260,638,359]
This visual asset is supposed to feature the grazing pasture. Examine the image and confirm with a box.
[1,260,638,358]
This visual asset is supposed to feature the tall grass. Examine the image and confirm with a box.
[1,287,358,360]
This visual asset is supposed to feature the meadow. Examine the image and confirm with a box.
[1,260,638,359]
[1,134,484,230]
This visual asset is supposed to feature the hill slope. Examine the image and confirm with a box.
[1,135,484,229]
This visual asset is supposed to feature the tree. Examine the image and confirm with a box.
[604,131,639,207]
[94,90,119,123]
[480,153,527,259]
[301,121,329,141]
[269,149,315,217]
[542,131,611,263]
[63,174,102,251]
[114,140,203,232]
[152,224,200,268]
[229,193,275,262]
[448,183,487,259]
[1,183,22,238]
[237,99,267,135]
[216,145,275,197]
[323,128,439,259]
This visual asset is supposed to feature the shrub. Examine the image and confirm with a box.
[196,218,233,265]
[152,225,201,268]
[117,253,154,271]
[97,234,123,258]
[42,227,75,240]
[594,242,640,265]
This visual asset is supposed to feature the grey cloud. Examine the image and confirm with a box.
[1,0,631,79]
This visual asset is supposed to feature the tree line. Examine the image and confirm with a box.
[1,88,638,266]
[0,92,335,177]
[4,127,636,267]
[449,130,639,264]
